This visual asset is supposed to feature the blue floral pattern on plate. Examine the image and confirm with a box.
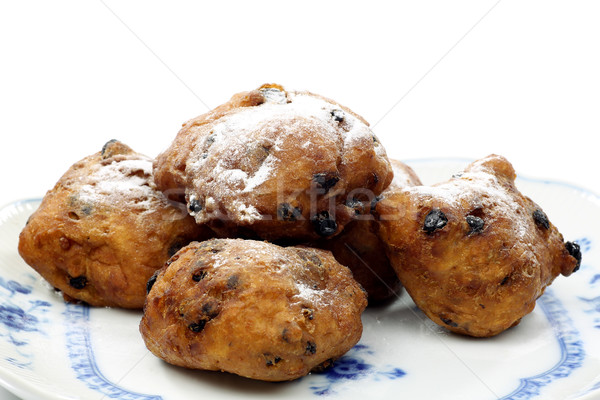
[579,296,600,329]
[309,344,406,396]
[0,275,50,369]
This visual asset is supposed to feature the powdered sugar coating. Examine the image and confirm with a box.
[402,156,529,240]
[294,282,328,307]
[76,156,171,213]
[185,92,376,221]
[200,240,331,306]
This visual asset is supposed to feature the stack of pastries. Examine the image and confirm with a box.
[18,84,582,382]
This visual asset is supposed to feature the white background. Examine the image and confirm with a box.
[0,1,598,399]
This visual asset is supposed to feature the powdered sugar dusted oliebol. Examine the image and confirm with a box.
[183,86,387,224]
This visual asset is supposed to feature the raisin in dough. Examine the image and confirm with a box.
[140,238,367,381]
[312,159,422,305]
[375,155,581,337]
[18,140,212,308]
[153,83,393,241]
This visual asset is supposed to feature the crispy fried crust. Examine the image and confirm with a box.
[18,140,212,308]
[140,238,367,381]
[375,154,579,337]
[153,84,393,241]
[311,159,422,305]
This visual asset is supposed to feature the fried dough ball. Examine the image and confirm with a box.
[153,83,393,241]
[140,238,367,381]
[375,155,581,337]
[311,159,422,305]
[389,158,422,188]
[18,140,212,308]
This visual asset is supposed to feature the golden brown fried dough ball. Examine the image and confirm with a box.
[153,83,393,241]
[140,238,367,381]
[311,159,422,305]
[375,155,581,337]
[389,159,422,189]
[18,140,212,308]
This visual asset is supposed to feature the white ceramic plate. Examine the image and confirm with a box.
[0,159,599,400]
